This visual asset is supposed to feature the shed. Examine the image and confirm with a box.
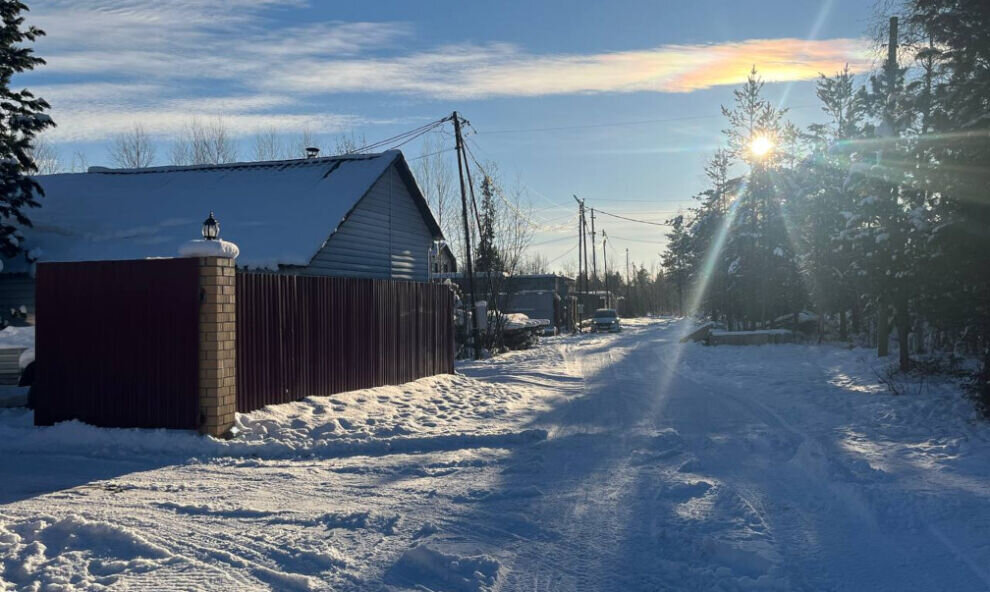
[0,150,448,323]
[442,272,576,334]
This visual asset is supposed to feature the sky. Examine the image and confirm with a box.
[18,0,882,270]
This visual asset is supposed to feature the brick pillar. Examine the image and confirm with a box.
[198,256,237,437]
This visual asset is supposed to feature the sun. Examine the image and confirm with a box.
[749,135,775,158]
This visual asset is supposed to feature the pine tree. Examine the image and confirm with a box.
[0,0,53,259]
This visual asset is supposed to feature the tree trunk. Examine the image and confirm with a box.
[897,295,910,372]
[877,295,890,357]
[839,310,848,341]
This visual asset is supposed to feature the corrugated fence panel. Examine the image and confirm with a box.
[236,273,454,413]
[34,258,201,429]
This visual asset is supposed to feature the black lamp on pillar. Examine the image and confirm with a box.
[202,211,220,241]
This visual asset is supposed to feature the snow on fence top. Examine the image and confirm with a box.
[5,151,407,272]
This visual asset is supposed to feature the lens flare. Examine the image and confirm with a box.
[750,135,775,157]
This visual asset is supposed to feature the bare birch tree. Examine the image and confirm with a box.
[108,125,155,168]
[415,131,456,246]
[253,126,286,161]
[332,131,367,155]
[294,128,318,158]
[169,117,238,165]
[30,136,62,174]
[69,151,88,172]
[522,253,550,274]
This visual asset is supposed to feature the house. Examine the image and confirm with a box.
[431,243,457,276]
[575,289,619,315]
[0,150,448,323]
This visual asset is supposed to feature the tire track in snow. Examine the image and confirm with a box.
[494,323,687,590]
[656,327,990,591]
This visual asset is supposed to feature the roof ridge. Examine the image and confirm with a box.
[85,150,397,175]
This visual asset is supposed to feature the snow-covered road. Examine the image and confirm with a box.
[2,318,989,591]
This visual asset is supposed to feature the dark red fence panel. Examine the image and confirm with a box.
[34,258,201,428]
[236,273,455,413]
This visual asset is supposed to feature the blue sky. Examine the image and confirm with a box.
[20,0,879,268]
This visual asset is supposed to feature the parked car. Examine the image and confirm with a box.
[591,308,621,333]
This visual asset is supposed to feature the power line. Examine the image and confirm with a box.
[462,141,571,233]
[595,208,673,227]
[606,234,667,245]
[407,146,457,162]
[347,117,451,154]
[547,244,578,264]
[530,234,574,247]
[466,137,574,214]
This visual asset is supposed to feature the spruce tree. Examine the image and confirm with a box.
[906,0,990,390]
[475,175,503,273]
[0,0,53,259]
[661,215,692,315]
[794,67,866,340]
[720,68,792,327]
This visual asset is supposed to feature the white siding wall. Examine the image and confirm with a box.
[305,164,433,281]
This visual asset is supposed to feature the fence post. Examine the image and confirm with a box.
[198,256,237,436]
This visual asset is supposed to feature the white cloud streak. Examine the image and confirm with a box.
[22,0,874,142]
[268,38,872,98]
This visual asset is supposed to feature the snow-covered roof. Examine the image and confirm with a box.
[5,150,439,272]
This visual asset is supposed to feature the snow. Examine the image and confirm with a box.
[0,326,35,373]
[2,318,990,590]
[6,152,402,272]
[728,257,741,275]
[0,326,34,350]
[501,313,550,331]
[177,238,240,259]
[711,328,792,336]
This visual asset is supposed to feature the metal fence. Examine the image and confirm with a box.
[33,259,201,428]
[236,272,455,413]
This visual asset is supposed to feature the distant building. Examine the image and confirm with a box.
[442,272,576,334]
[432,243,457,276]
[574,289,619,314]
[0,150,446,324]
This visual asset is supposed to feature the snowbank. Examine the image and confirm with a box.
[0,371,550,461]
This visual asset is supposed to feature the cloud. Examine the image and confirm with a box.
[22,1,873,143]
[43,106,363,142]
[25,1,399,141]
[268,38,872,99]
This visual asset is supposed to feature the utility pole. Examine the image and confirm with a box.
[602,230,609,308]
[590,208,597,285]
[877,17,898,359]
[573,195,585,332]
[453,112,482,359]
[581,206,589,298]
[625,248,630,316]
